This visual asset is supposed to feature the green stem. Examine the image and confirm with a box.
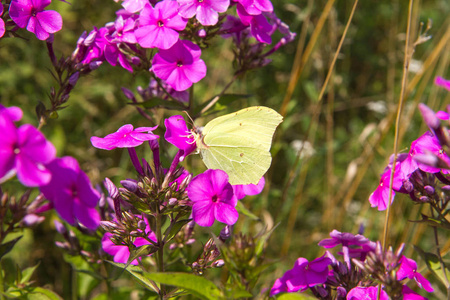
[0,260,5,300]
[155,212,165,299]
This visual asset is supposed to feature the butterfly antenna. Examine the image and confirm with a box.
[182,110,195,128]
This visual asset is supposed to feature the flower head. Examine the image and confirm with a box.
[164,115,196,155]
[0,114,56,187]
[91,124,158,150]
[102,217,157,265]
[177,0,230,26]
[135,0,187,49]
[9,0,63,40]
[40,156,101,229]
[152,40,207,91]
[397,256,434,292]
[187,169,238,227]
[270,254,331,296]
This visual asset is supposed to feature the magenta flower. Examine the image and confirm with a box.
[232,176,265,200]
[0,4,5,38]
[318,230,370,248]
[102,217,157,265]
[40,156,100,230]
[0,104,23,122]
[270,254,331,296]
[236,5,273,44]
[91,124,158,150]
[233,0,273,15]
[9,0,63,40]
[121,0,147,13]
[369,167,397,211]
[187,169,238,227]
[164,115,196,155]
[152,40,207,91]
[347,286,389,300]
[397,256,434,292]
[411,131,450,174]
[402,285,429,300]
[0,114,56,187]
[435,76,450,91]
[106,15,137,44]
[177,0,230,26]
[135,0,187,50]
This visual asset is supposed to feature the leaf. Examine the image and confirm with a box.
[107,262,158,292]
[131,98,187,111]
[27,287,63,300]
[413,245,449,286]
[126,244,158,267]
[0,236,22,259]
[142,272,223,300]
[235,201,259,221]
[277,293,316,300]
[411,215,450,230]
[20,263,40,284]
[255,223,279,257]
[193,94,252,117]
[163,218,192,244]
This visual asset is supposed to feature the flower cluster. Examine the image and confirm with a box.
[0,105,101,230]
[68,0,295,92]
[3,0,64,40]
[271,230,433,299]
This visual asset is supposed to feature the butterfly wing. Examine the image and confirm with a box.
[201,106,283,185]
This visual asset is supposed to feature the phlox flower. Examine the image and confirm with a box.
[347,286,389,300]
[187,169,238,227]
[40,156,101,230]
[232,176,265,200]
[233,0,273,15]
[435,76,450,91]
[106,14,137,44]
[121,0,147,13]
[177,0,230,26]
[0,3,5,38]
[135,0,187,50]
[152,40,207,91]
[9,0,63,40]
[411,131,450,174]
[164,115,197,156]
[318,230,370,248]
[270,254,331,296]
[236,4,273,44]
[368,167,397,211]
[102,217,157,265]
[0,113,56,187]
[91,124,158,150]
[397,256,434,292]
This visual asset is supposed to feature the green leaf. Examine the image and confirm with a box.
[126,244,158,267]
[27,287,63,300]
[277,293,316,299]
[255,224,279,257]
[235,201,259,221]
[20,263,40,284]
[131,98,187,111]
[414,246,449,286]
[107,262,158,292]
[0,236,22,260]
[141,272,223,300]
[163,218,191,244]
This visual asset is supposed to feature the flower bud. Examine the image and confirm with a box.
[104,177,119,199]
[424,185,435,195]
[54,220,67,235]
[212,259,224,268]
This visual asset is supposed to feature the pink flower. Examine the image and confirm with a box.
[9,0,63,40]
[347,286,389,300]
[0,104,23,122]
[152,40,207,91]
[40,157,101,230]
[102,217,157,265]
[397,256,434,292]
[90,124,158,150]
[177,0,230,26]
[236,4,273,44]
[187,169,238,227]
[164,115,196,155]
[0,4,5,38]
[0,113,56,187]
[135,0,187,50]
[232,176,265,200]
[270,254,331,296]
[435,76,450,91]
[233,0,273,15]
[121,0,147,13]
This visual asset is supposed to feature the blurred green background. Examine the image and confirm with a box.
[1,0,450,298]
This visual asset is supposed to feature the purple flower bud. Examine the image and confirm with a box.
[89,61,102,70]
[121,179,139,193]
[198,29,206,38]
[104,178,119,199]
[212,259,225,268]
[316,286,329,298]
[424,185,435,195]
[76,31,87,45]
[84,30,97,46]
[54,220,67,235]
[418,103,441,131]
[403,180,414,193]
[131,57,141,65]
[138,220,147,231]
[121,87,135,100]
[419,196,430,203]
[442,185,450,191]
[220,225,232,241]
[55,241,68,249]
[22,214,45,226]
[168,198,177,206]
[336,287,347,300]
[68,72,80,86]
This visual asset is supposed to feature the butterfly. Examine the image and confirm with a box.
[192,106,283,185]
